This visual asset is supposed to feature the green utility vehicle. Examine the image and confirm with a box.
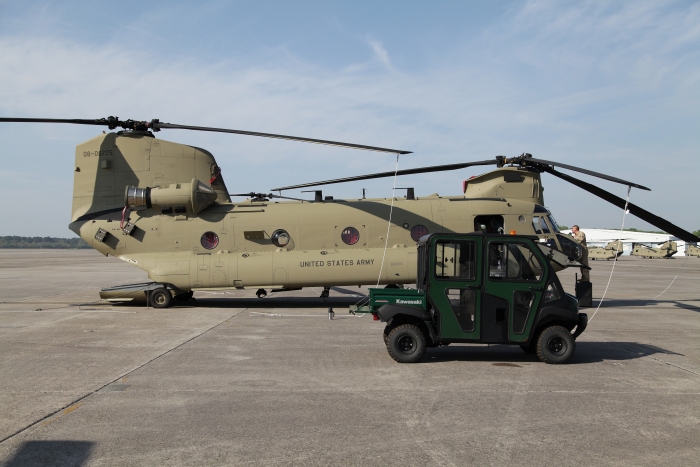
[351,232,588,364]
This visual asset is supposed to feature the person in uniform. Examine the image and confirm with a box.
[571,225,589,282]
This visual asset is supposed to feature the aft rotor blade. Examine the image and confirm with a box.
[0,117,411,154]
[544,167,699,242]
[154,122,411,154]
[271,159,497,191]
[0,117,119,127]
[526,157,650,191]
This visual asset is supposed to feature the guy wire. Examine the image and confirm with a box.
[588,186,631,323]
[351,153,401,312]
[376,153,400,288]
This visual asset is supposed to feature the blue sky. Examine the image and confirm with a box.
[1,0,698,237]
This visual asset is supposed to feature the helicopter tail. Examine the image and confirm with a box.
[69,132,230,236]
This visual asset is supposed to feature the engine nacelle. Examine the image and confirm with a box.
[125,178,217,215]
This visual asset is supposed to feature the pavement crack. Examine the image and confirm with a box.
[0,308,248,445]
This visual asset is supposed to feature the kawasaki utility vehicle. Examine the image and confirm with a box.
[351,232,588,364]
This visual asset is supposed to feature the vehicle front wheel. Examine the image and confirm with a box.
[536,326,575,364]
[386,323,427,363]
[150,288,173,308]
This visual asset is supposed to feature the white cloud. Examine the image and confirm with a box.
[364,37,394,72]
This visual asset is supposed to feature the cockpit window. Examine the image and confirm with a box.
[532,216,542,234]
[539,216,551,234]
[547,214,561,232]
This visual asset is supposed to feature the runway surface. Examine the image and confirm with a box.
[1,249,699,466]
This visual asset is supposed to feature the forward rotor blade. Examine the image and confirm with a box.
[154,122,411,154]
[271,159,497,191]
[544,167,699,242]
[526,157,650,191]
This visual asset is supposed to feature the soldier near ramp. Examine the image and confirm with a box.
[571,225,590,282]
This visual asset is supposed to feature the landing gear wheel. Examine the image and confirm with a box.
[150,288,172,308]
[320,287,330,301]
[386,323,427,363]
[256,289,267,298]
[536,325,576,364]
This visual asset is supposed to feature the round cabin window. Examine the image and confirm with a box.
[341,227,360,245]
[201,232,219,250]
[271,229,290,247]
[410,225,429,242]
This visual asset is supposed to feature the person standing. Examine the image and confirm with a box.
[571,225,589,282]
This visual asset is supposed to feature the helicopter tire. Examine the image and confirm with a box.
[150,288,173,308]
[386,323,427,363]
[536,326,575,364]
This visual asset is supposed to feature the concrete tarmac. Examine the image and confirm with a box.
[0,249,699,466]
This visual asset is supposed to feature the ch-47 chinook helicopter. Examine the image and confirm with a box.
[588,240,625,261]
[686,244,700,258]
[2,116,699,308]
[630,241,678,259]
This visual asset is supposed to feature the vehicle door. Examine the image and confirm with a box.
[429,237,482,340]
[483,239,546,343]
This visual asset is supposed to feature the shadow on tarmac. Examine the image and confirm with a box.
[169,296,361,310]
[422,341,682,365]
[2,441,94,467]
[593,299,700,313]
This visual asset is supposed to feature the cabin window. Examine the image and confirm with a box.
[271,229,290,247]
[411,225,429,242]
[487,242,543,282]
[445,288,476,332]
[201,232,219,250]
[341,227,360,245]
[513,290,535,334]
[544,282,561,303]
[434,240,476,280]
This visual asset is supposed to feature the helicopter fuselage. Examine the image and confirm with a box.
[68,132,578,291]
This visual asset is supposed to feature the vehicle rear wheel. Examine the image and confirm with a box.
[386,323,427,363]
[536,325,575,364]
[150,288,172,308]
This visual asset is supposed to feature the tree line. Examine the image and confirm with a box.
[0,236,90,249]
